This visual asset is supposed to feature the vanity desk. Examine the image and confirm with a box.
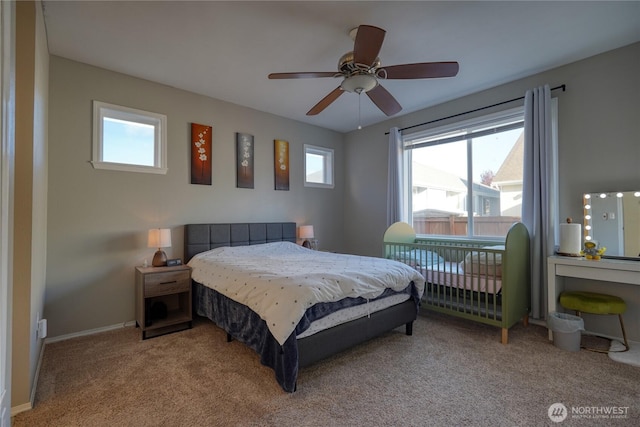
[547,255,640,339]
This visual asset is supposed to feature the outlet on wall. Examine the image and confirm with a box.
[37,319,47,339]
[36,312,47,339]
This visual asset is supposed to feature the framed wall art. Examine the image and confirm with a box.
[274,139,289,191]
[236,132,254,189]
[190,123,212,185]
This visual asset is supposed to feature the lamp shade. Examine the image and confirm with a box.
[148,228,172,249]
[299,225,314,239]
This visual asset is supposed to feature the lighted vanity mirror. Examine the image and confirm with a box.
[583,191,640,260]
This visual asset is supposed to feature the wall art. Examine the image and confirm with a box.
[274,139,289,191]
[190,123,212,185]
[236,132,254,189]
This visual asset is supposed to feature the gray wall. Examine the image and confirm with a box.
[46,57,345,338]
[343,42,640,340]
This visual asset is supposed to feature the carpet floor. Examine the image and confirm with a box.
[12,311,640,426]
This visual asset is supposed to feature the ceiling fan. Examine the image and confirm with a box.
[268,24,459,117]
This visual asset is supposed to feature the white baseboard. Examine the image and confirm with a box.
[10,402,32,417]
[531,317,637,343]
[45,320,136,344]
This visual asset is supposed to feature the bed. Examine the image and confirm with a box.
[184,222,425,392]
[383,221,530,344]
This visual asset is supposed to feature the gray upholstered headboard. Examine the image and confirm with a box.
[184,222,297,262]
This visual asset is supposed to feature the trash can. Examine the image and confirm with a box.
[547,312,584,352]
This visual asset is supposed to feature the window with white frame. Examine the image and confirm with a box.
[92,101,167,174]
[403,106,542,238]
[304,144,334,188]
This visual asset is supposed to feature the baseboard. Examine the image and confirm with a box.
[45,320,136,344]
[530,317,636,343]
[10,402,32,417]
[529,318,545,327]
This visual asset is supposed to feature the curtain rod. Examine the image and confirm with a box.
[385,84,566,135]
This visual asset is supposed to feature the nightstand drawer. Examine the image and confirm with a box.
[144,271,190,297]
[144,269,190,285]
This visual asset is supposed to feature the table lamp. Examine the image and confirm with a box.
[299,225,314,249]
[148,228,172,266]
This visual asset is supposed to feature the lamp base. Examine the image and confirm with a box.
[152,249,167,267]
[302,239,311,249]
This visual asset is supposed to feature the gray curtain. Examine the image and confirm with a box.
[386,127,404,227]
[522,85,555,320]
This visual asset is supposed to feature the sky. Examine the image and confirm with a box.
[102,117,155,166]
[412,128,522,182]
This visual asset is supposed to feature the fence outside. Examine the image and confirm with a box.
[413,216,521,237]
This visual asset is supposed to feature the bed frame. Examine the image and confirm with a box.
[184,222,419,391]
[383,221,530,344]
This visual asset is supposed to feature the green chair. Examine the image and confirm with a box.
[559,291,629,353]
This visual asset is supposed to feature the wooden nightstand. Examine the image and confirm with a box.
[135,265,192,339]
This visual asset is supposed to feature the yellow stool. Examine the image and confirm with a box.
[559,291,629,353]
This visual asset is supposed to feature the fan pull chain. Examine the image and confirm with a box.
[357,91,362,130]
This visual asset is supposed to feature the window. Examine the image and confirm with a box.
[92,101,167,174]
[403,107,527,238]
[304,144,334,188]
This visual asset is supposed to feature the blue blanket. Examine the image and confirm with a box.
[193,281,421,392]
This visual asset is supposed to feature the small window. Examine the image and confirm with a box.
[304,144,334,188]
[92,101,167,174]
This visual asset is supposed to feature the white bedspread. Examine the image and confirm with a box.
[189,241,425,345]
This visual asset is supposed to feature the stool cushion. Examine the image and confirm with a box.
[560,291,626,315]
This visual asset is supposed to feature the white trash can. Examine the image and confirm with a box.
[547,312,584,352]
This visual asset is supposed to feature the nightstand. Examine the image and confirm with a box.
[135,265,192,339]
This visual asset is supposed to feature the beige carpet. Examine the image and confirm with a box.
[13,312,640,426]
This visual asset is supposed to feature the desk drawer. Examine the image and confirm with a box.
[145,271,190,297]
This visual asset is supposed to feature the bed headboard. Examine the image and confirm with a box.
[184,222,297,262]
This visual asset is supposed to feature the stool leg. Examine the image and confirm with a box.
[574,311,587,350]
[614,314,630,353]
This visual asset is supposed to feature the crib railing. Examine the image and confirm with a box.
[385,239,506,323]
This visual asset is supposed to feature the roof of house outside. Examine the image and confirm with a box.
[461,179,501,198]
[493,132,524,184]
[412,162,467,192]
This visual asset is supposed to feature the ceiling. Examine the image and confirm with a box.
[41,1,640,133]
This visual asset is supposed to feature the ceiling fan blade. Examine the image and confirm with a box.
[353,25,386,67]
[366,84,402,116]
[268,72,338,79]
[307,87,344,115]
[381,62,460,79]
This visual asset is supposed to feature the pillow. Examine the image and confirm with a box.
[463,246,504,277]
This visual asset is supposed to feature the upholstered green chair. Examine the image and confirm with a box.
[559,291,629,353]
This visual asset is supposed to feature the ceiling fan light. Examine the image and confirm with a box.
[341,74,377,93]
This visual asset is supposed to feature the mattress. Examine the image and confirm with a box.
[422,261,502,294]
[297,293,411,339]
[188,241,425,345]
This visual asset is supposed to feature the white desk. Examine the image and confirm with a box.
[547,256,640,339]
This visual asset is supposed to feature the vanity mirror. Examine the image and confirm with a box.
[583,191,640,259]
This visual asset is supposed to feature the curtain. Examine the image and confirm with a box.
[522,85,554,320]
[386,127,404,227]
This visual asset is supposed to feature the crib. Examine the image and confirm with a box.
[383,221,530,344]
